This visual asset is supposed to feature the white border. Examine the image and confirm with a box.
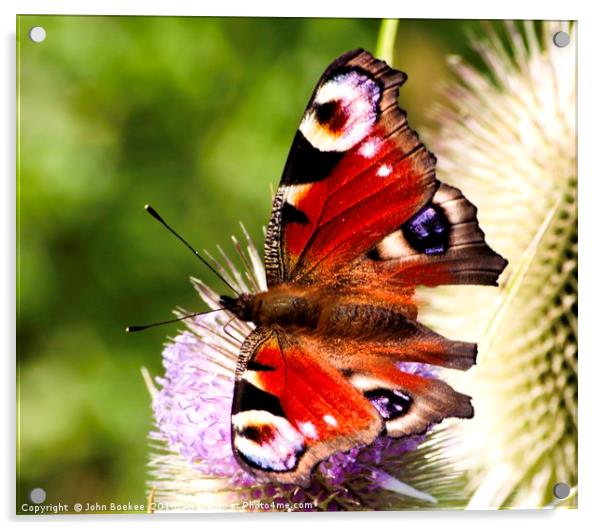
[3,1,600,529]
[0,0,584,18]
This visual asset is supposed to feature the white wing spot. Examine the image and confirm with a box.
[359,138,380,158]
[323,414,338,427]
[297,421,318,439]
[377,164,392,177]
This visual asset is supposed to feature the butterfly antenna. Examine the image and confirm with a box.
[144,205,239,295]
[126,307,227,333]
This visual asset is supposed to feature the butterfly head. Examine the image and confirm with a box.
[220,293,254,322]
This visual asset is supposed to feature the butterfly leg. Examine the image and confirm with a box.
[222,314,242,343]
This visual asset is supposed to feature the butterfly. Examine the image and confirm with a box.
[216,49,507,486]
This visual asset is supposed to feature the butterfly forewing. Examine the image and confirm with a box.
[265,49,438,286]
[231,328,382,486]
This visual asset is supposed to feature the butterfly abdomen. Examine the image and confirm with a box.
[323,302,417,339]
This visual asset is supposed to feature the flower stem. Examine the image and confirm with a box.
[375,19,399,64]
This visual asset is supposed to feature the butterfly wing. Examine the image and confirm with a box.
[264,49,506,288]
[231,327,382,485]
[265,49,437,285]
[232,328,474,485]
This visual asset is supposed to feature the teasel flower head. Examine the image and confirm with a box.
[144,227,466,512]
[419,20,577,508]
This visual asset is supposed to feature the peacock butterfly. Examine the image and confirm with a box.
[216,49,508,486]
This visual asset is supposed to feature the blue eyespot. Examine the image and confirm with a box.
[401,204,449,255]
[364,388,412,420]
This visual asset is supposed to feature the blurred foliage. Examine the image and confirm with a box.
[17,15,498,512]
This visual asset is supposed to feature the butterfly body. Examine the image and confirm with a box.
[216,49,507,486]
[221,286,415,337]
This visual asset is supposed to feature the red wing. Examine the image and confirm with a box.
[293,331,474,440]
[231,328,382,486]
[264,49,438,286]
[264,49,506,289]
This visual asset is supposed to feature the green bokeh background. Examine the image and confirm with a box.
[17,15,491,512]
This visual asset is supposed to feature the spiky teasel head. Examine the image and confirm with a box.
[144,227,468,512]
[418,20,577,508]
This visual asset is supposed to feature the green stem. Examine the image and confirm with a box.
[375,19,399,64]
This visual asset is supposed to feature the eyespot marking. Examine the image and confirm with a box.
[401,204,450,255]
[300,70,381,152]
[233,410,306,472]
[364,388,412,420]
[314,100,348,133]
[367,231,413,261]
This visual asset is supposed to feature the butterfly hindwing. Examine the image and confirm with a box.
[292,290,477,371]
[353,182,508,287]
[232,328,383,485]
[344,360,474,437]
[292,334,474,438]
